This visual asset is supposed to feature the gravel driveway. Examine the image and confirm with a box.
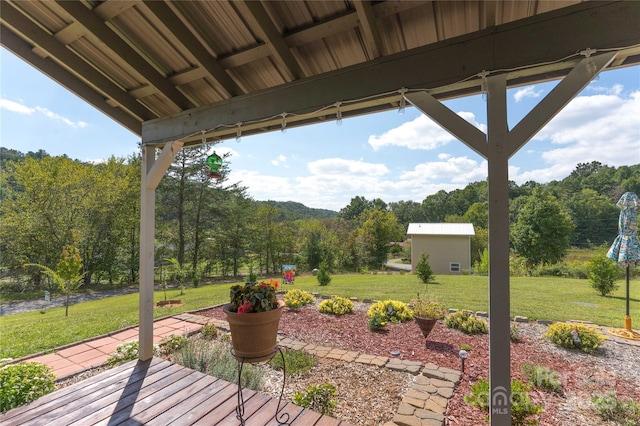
[0,287,138,316]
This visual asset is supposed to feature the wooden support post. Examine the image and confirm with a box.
[139,141,183,360]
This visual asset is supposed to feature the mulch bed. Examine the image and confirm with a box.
[199,302,640,425]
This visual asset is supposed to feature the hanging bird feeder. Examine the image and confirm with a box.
[206,152,223,179]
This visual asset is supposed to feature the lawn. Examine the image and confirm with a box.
[0,273,638,359]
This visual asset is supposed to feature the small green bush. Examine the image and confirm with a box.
[0,362,56,412]
[106,341,158,366]
[588,254,620,296]
[284,289,315,309]
[465,378,543,426]
[460,343,472,352]
[416,253,435,284]
[292,383,337,416]
[269,349,317,377]
[158,334,188,355]
[592,391,640,426]
[316,261,332,286]
[200,322,218,339]
[510,324,521,342]
[522,364,562,393]
[543,322,606,353]
[318,297,354,316]
[367,300,413,330]
[175,338,263,390]
[445,311,488,335]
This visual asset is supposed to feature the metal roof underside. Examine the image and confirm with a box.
[2,1,639,148]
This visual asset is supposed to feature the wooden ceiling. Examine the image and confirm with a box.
[2,1,639,147]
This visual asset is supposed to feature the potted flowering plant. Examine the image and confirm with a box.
[409,293,446,339]
[224,279,284,362]
[228,279,281,313]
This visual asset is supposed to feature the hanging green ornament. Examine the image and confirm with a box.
[206,153,223,179]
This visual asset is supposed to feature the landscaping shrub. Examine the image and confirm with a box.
[200,322,218,339]
[318,297,353,316]
[465,378,543,426]
[316,261,332,286]
[175,338,263,390]
[592,391,640,426]
[522,364,562,393]
[543,322,605,353]
[510,324,521,342]
[531,261,589,279]
[106,341,158,366]
[269,349,317,377]
[445,311,488,334]
[588,254,620,296]
[367,300,413,331]
[292,383,337,416]
[158,334,188,356]
[416,253,435,284]
[284,289,315,309]
[0,362,55,413]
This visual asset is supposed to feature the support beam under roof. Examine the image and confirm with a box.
[405,55,604,425]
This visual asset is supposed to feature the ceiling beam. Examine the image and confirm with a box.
[142,1,243,98]
[0,2,154,123]
[240,1,306,80]
[354,0,384,59]
[0,24,142,135]
[142,1,640,146]
[55,0,196,112]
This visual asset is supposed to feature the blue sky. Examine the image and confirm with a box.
[1,47,639,211]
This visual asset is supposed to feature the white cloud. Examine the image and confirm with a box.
[367,112,485,151]
[307,158,388,177]
[271,154,287,166]
[0,98,88,128]
[513,86,543,102]
[510,89,640,184]
[35,107,88,128]
[0,98,34,114]
[400,156,487,184]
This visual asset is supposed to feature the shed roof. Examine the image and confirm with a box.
[407,223,475,236]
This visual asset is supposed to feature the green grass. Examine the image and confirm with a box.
[0,284,230,359]
[1,274,638,359]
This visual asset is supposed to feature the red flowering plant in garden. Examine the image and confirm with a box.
[229,279,280,314]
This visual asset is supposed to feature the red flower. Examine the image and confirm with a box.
[238,300,253,314]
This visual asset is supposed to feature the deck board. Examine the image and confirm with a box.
[0,357,351,426]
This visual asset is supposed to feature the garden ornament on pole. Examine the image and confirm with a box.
[606,191,640,340]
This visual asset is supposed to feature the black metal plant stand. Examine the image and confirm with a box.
[233,346,290,426]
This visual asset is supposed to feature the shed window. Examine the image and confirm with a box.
[450,262,461,273]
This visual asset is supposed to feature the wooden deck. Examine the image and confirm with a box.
[0,357,352,426]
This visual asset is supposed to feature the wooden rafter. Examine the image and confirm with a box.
[56,0,195,111]
[142,1,243,98]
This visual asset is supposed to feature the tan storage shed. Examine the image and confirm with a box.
[407,223,475,275]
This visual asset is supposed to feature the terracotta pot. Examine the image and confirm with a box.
[223,301,284,363]
[415,316,437,338]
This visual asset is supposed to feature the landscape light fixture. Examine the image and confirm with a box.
[459,349,468,372]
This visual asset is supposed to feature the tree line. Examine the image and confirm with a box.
[1,146,638,293]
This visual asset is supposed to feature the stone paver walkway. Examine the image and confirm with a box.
[18,317,201,379]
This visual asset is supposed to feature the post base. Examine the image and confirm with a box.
[608,317,640,341]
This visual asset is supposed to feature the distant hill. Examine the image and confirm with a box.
[258,200,338,220]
